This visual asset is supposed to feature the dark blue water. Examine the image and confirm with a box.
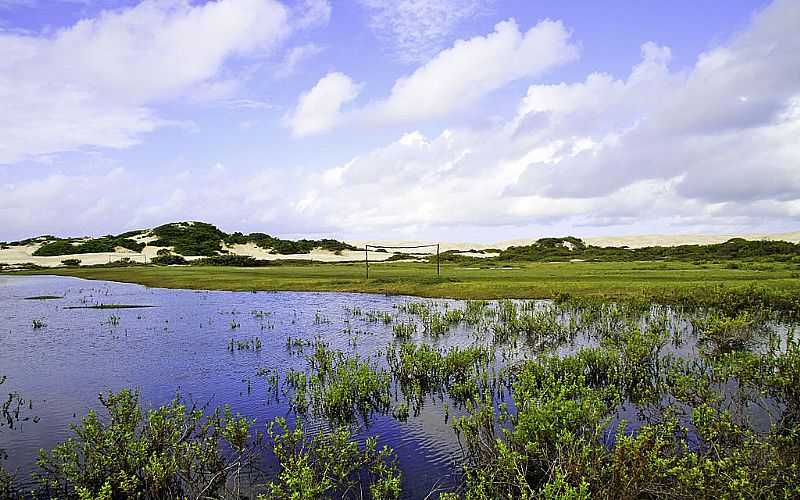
[0,276,473,497]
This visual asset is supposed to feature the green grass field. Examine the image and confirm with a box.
[19,260,800,303]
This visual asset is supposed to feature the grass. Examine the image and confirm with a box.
[15,260,800,302]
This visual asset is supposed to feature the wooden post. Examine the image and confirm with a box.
[365,245,369,279]
[437,244,440,277]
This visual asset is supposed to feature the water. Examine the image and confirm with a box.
[0,275,793,497]
[0,276,476,497]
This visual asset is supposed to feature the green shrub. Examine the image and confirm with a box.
[33,237,144,256]
[150,254,187,265]
[151,222,226,256]
[36,389,260,499]
[263,418,401,499]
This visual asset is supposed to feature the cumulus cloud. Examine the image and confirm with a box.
[0,0,295,164]
[287,72,362,137]
[3,0,799,240]
[511,0,800,205]
[358,0,489,63]
[290,19,578,135]
[287,0,800,235]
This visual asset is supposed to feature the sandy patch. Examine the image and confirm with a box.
[225,243,394,262]
[583,231,800,248]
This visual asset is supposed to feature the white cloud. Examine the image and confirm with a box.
[275,42,324,78]
[511,0,800,203]
[3,0,799,240]
[0,0,292,164]
[287,72,362,137]
[371,19,578,123]
[291,18,578,135]
[358,0,489,63]
[285,0,800,235]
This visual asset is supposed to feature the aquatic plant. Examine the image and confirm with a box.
[291,344,392,424]
[387,343,490,412]
[696,311,767,353]
[264,417,401,499]
[36,389,262,499]
[391,320,417,339]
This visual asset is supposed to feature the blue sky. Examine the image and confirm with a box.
[1,0,797,242]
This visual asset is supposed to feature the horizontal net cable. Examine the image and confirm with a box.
[365,244,438,250]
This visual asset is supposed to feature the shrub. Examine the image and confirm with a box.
[60,259,81,267]
[193,255,269,267]
[151,222,226,256]
[151,254,187,265]
[264,418,401,499]
[36,389,261,499]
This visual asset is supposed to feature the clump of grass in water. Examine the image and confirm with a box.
[289,343,391,425]
[31,319,46,330]
[696,310,766,353]
[228,337,262,352]
[366,310,393,324]
[386,343,491,413]
[313,311,330,325]
[392,320,417,339]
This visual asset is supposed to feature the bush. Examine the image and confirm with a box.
[36,389,261,499]
[33,237,144,256]
[151,254,187,265]
[264,418,401,499]
[193,255,269,267]
[60,259,81,267]
[151,222,226,256]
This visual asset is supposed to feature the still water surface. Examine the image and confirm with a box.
[1,276,476,497]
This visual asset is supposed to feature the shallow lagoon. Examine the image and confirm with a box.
[1,275,795,497]
[1,276,476,496]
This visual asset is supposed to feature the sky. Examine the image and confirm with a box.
[1,0,798,242]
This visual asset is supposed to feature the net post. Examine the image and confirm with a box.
[365,245,369,279]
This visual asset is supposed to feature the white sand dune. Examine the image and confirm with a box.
[2,231,798,268]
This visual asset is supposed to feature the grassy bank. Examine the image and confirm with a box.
[12,260,800,311]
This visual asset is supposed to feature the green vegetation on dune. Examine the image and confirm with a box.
[148,222,357,256]
[497,236,800,262]
[150,221,227,256]
[32,236,145,256]
[5,221,357,258]
[225,231,357,255]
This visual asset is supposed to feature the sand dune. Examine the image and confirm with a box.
[2,231,798,268]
